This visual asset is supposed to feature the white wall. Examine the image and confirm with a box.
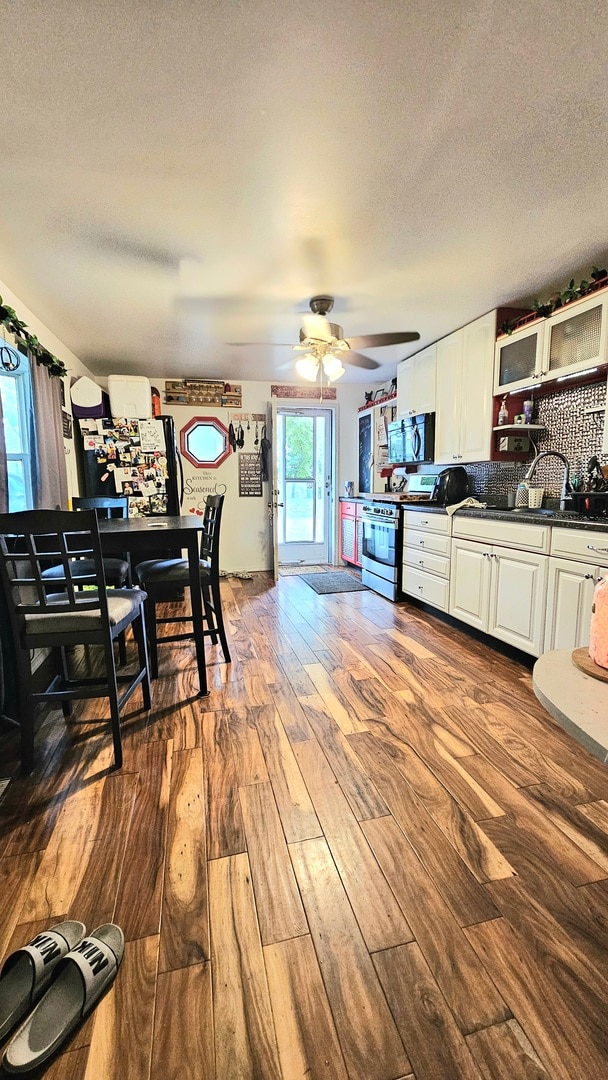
[0,277,96,500]
[162,379,368,573]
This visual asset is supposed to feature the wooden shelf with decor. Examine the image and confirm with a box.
[357,391,396,412]
[164,379,242,407]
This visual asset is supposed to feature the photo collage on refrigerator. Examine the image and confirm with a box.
[79,417,170,516]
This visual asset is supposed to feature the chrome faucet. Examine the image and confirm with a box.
[524,451,572,510]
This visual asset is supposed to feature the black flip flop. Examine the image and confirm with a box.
[0,921,86,1043]
[2,924,124,1075]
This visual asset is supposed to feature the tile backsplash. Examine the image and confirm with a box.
[467,379,608,498]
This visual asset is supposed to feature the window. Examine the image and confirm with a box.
[180,416,231,469]
[0,343,33,510]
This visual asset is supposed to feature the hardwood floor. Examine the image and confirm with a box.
[2,572,608,1078]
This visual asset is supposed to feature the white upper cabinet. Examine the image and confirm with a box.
[396,344,436,417]
[494,289,608,394]
[435,312,495,465]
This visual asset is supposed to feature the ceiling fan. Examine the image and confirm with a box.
[233,295,420,382]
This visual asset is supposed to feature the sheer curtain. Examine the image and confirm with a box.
[31,362,68,509]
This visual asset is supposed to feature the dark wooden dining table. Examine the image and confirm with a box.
[98,515,209,696]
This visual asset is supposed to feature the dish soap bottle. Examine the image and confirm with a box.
[498,396,508,425]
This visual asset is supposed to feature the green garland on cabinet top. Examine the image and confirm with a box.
[0,295,67,378]
[500,266,608,335]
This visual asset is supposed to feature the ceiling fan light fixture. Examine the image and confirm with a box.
[296,355,320,382]
[322,355,346,381]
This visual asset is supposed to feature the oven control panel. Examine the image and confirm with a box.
[362,504,399,519]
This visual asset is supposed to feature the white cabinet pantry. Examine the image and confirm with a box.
[544,527,608,652]
[435,312,496,465]
[450,517,549,656]
[396,344,436,417]
[401,510,452,612]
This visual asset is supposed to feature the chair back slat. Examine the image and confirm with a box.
[0,511,110,628]
[199,494,224,572]
[72,496,128,520]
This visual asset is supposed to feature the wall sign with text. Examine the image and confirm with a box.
[238,453,263,497]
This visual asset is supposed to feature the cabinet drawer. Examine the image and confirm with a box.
[402,566,449,610]
[452,516,550,552]
[403,547,450,579]
[340,501,358,518]
[402,509,451,535]
[550,527,608,564]
[404,529,451,557]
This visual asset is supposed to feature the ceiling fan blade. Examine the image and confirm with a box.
[345,331,420,349]
[226,342,294,347]
[344,351,381,370]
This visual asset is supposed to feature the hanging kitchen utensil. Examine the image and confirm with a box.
[237,422,245,448]
[254,421,259,446]
[247,417,250,430]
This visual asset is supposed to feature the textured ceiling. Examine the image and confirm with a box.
[1,0,607,384]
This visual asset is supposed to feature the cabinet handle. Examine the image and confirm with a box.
[418,584,424,591]
[419,539,425,545]
[584,573,594,580]
[420,519,428,525]
[419,558,424,565]
[588,544,608,553]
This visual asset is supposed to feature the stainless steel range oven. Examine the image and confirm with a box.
[361,504,402,600]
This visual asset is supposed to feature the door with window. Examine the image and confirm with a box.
[276,407,333,565]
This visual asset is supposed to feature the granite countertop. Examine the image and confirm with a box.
[339,495,608,530]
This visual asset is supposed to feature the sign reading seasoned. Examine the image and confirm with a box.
[271,384,336,400]
[238,453,263,497]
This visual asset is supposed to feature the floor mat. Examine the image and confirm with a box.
[300,572,368,594]
[279,564,330,576]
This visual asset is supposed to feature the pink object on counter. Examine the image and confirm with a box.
[589,575,608,670]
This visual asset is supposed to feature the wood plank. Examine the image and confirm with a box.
[69,772,137,930]
[290,836,411,1080]
[524,785,608,874]
[202,710,246,860]
[264,935,349,1080]
[462,754,608,886]
[114,739,173,940]
[0,853,42,963]
[443,703,541,788]
[270,682,314,743]
[373,942,484,1079]
[348,733,501,926]
[227,705,269,785]
[44,1048,90,1080]
[150,962,214,1080]
[303,662,369,734]
[465,917,608,1079]
[362,815,509,1032]
[159,747,209,972]
[209,853,282,1080]
[465,1020,550,1080]
[298,692,389,820]
[84,934,159,1080]
[293,739,412,952]
[253,703,322,843]
[239,781,308,945]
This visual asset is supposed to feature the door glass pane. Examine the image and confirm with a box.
[315,416,325,542]
[285,416,313,478]
[285,481,314,541]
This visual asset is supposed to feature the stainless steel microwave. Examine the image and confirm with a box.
[387,414,435,464]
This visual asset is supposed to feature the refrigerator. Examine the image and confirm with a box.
[77,415,183,515]
[76,414,184,568]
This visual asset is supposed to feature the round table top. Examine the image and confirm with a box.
[533,649,608,764]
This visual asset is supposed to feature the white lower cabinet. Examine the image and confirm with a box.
[544,557,608,652]
[450,537,547,656]
[401,510,452,612]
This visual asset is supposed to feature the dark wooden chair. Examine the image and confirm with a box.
[0,509,151,773]
[135,494,231,678]
[41,496,131,588]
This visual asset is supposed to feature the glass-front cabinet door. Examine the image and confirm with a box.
[494,322,545,394]
[542,294,607,382]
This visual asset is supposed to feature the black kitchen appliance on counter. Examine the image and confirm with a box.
[432,466,469,506]
[387,414,435,465]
